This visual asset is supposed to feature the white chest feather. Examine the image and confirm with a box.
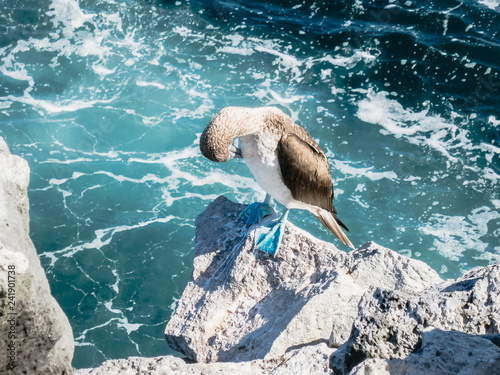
[239,135,295,207]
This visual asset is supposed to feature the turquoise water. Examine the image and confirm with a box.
[0,0,499,369]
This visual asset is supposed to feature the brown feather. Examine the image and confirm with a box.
[277,133,350,234]
[277,133,334,212]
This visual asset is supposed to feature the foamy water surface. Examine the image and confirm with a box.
[0,0,499,368]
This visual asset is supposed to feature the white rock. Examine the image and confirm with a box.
[332,263,500,373]
[0,137,74,374]
[75,342,334,375]
[165,196,442,363]
[77,195,499,375]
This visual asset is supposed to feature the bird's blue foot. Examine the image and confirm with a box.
[239,195,289,256]
[239,195,278,226]
[254,209,289,257]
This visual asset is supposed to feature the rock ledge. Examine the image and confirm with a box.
[77,196,499,374]
[0,137,74,374]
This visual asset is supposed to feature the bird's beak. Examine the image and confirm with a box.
[228,144,242,160]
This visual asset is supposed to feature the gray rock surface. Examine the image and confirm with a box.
[76,195,500,374]
[331,263,500,374]
[349,328,500,375]
[164,196,442,363]
[0,137,74,374]
[75,342,333,375]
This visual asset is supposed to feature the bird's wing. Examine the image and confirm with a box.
[277,133,336,213]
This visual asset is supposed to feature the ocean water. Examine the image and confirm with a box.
[0,0,499,368]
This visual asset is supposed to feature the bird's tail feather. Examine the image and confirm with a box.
[315,210,355,249]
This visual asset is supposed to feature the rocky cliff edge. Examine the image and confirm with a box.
[78,195,500,375]
[1,137,498,375]
[0,137,74,374]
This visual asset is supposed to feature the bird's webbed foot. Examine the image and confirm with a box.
[253,209,289,257]
[239,196,279,226]
[239,195,288,256]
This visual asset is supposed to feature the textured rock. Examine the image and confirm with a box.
[75,355,263,375]
[0,137,74,374]
[76,194,500,374]
[349,329,500,375]
[164,196,442,363]
[331,263,500,373]
[2,136,498,375]
[74,342,336,375]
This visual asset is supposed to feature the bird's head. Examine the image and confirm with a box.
[200,106,290,162]
[200,107,251,162]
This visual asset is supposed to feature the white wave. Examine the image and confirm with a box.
[117,319,143,336]
[217,33,254,56]
[0,100,11,110]
[104,300,142,338]
[225,34,245,46]
[41,157,95,164]
[75,312,141,352]
[94,171,170,184]
[349,194,370,209]
[48,0,95,38]
[311,50,379,69]
[0,40,35,93]
[93,65,116,76]
[0,19,119,112]
[49,172,85,186]
[330,158,398,181]
[419,206,499,262]
[127,142,261,205]
[254,41,304,81]
[0,0,151,118]
[171,103,214,122]
[217,46,255,56]
[356,89,478,163]
[477,0,500,10]
[74,319,118,343]
[79,184,103,199]
[136,80,166,89]
[172,26,204,39]
[41,216,175,266]
[9,94,118,114]
[247,85,303,106]
[488,116,500,126]
[49,141,122,159]
[161,189,221,207]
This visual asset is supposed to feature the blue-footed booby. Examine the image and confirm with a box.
[200,106,354,255]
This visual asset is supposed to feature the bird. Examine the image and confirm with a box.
[200,106,354,256]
